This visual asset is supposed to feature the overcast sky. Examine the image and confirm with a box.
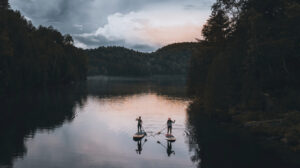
[10,0,214,52]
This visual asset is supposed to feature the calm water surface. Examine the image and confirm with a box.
[0,76,293,168]
[15,95,194,168]
[1,76,199,168]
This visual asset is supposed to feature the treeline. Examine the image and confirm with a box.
[0,2,87,90]
[188,0,300,151]
[86,42,198,76]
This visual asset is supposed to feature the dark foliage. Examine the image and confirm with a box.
[86,43,198,76]
[0,0,9,9]
[188,0,300,151]
[0,7,87,90]
[186,102,300,168]
[0,85,87,166]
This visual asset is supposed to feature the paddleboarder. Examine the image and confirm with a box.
[136,116,143,133]
[167,118,175,134]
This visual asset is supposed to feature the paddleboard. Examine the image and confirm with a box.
[165,134,176,142]
[133,131,146,141]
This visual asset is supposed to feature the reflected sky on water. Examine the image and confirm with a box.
[6,76,199,168]
[1,76,293,168]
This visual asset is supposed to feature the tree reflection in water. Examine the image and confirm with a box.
[0,76,189,168]
[186,101,298,168]
[0,85,87,167]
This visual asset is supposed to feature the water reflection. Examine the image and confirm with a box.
[156,141,175,157]
[0,76,196,168]
[133,131,176,157]
[87,75,187,99]
[167,141,175,157]
[186,101,298,168]
[135,139,147,155]
[0,85,87,167]
[1,76,297,168]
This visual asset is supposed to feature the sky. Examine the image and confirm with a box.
[10,0,214,52]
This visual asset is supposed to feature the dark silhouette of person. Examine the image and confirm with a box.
[135,139,147,155]
[136,140,142,155]
[167,141,175,157]
[136,116,143,133]
[167,118,175,134]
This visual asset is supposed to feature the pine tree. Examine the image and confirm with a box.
[0,0,10,9]
[202,9,230,43]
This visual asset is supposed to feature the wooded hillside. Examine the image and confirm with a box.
[188,0,300,152]
[86,42,198,76]
[0,2,87,90]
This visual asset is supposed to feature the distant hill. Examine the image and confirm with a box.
[86,42,199,76]
[151,42,199,75]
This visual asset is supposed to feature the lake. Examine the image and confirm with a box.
[0,76,293,168]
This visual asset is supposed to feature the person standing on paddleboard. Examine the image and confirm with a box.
[167,118,175,134]
[136,116,143,133]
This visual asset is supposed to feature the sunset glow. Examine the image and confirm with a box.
[10,0,214,51]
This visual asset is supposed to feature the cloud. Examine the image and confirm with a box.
[74,40,88,49]
[74,24,83,31]
[74,5,209,51]
[10,0,214,51]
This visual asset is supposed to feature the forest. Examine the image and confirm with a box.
[1,0,300,166]
[86,42,198,76]
[1,0,197,89]
[0,1,87,91]
[187,0,300,155]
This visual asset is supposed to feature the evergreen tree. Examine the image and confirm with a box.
[0,8,87,90]
[188,0,300,152]
[202,9,230,43]
[0,0,9,9]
